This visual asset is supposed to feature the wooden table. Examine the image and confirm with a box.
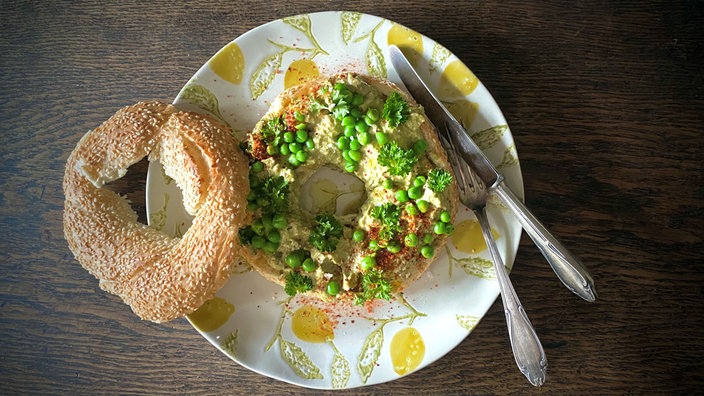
[2,1,702,394]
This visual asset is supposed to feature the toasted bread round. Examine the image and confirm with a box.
[238,73,458,302]
[63,101,249,322]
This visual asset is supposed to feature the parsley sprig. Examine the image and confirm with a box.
[378,141,419,176]
[309,213,343,252]
[284,272,313,296]
[427,168,453,193]
[355,268,393,304]
[382,91,411,127]
[370,202,402,241]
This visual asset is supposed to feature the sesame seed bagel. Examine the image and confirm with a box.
[239,73,458,303]
[63,101,249,322]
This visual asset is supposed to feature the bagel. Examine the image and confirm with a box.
[63,101,249,322]
[239,73,458,303]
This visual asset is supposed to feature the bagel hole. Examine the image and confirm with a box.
[104,158,149,224]
[300,166,366,216]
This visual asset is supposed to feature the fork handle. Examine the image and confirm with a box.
[476,207,547,386]
[494,182,597,302]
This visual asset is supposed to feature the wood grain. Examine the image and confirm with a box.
[1,1,702,394]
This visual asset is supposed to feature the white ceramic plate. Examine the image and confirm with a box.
[145,11,524,389]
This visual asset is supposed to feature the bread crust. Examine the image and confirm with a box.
[63,101,249,322]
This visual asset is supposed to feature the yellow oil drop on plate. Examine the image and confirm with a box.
[451,219,500,254]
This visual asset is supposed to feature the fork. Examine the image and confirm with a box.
[440,126,548,387]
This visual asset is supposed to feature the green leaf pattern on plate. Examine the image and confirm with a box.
[341,12,361,44]
[429,43,451,73]
[329,341,351,389]
[148,193,169,231]
[280,338,324,380]
[456,315,480,332]
[357,327,384,383]
[180,84,225,122]
[222,329,238,356]
[497,144,519,169]
[470,124,508,151]
[250,51,283,100]
[352,20,387,78]
[446,245,496,279]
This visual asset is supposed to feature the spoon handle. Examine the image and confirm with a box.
[475,206,548,387]
[494,182,597,302]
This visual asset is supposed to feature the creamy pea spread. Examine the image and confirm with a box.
[240,73,456,303]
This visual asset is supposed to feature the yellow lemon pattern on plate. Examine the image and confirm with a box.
[439,59,479,99]
[390,327,425,375]
[446,99,480,130]
[208,42,245,85]
[291,305,335,343]
[451,219,500,254]
[387,23,424,66]
[284,59,320,89]
[188,297,235,332]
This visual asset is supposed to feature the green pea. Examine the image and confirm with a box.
[344,161,357,173]
[445,223,455,235]
[352,92,365,106]
[267,145,279,155]
[355,121,369,133]
[404,233,419,247]
[413,139,428,154]
[295,122,307,130]
[286,252,302,268]
[383,178,394,189]
[395,189,409,203]
[347,139,360,151]
[413,175,426,187]
[267,230,281,243]
[405,203,419,216]
[262,215,273,232]
[342,115,356,127]
[358,131,371,145]
[305,138,315,150]
[348,149,362,162]
[337,136,349,150]
[387,241,402,254]
[416,199,430,213]
[360,256,376,271]
[420,245,435,258]
[252,235,266,249]
[326,280,341,296]
[279,143,290,156]
[263,240,278,254]
[364,115,376,126]
[289,142,302,153]
[295,129,308,143]
[353,229,365,243]
[366,108,379,122]
[297,150,310,162]
[375,132,389,145]
[283,131,295,143]
[272,213,287,229]
[423,233,434,244]
[302,258,317,273]
[251,161,264,173]
[350,108,363,119]
[408,186,423,200]
[288,155,301,167]
[294,110,306,122]
[344,125,356,137]
[368,239,379,251]
[434,222,446,235]
[255,197,269,210]
[440,210,451,223]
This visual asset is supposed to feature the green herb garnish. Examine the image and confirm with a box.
[309,213,343,252]
[378,141,418,176]
[382,91,410,127]
[370,202,402,241]
[427,168,453,193]
[355,268,393,304]
[284,271,313,296]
